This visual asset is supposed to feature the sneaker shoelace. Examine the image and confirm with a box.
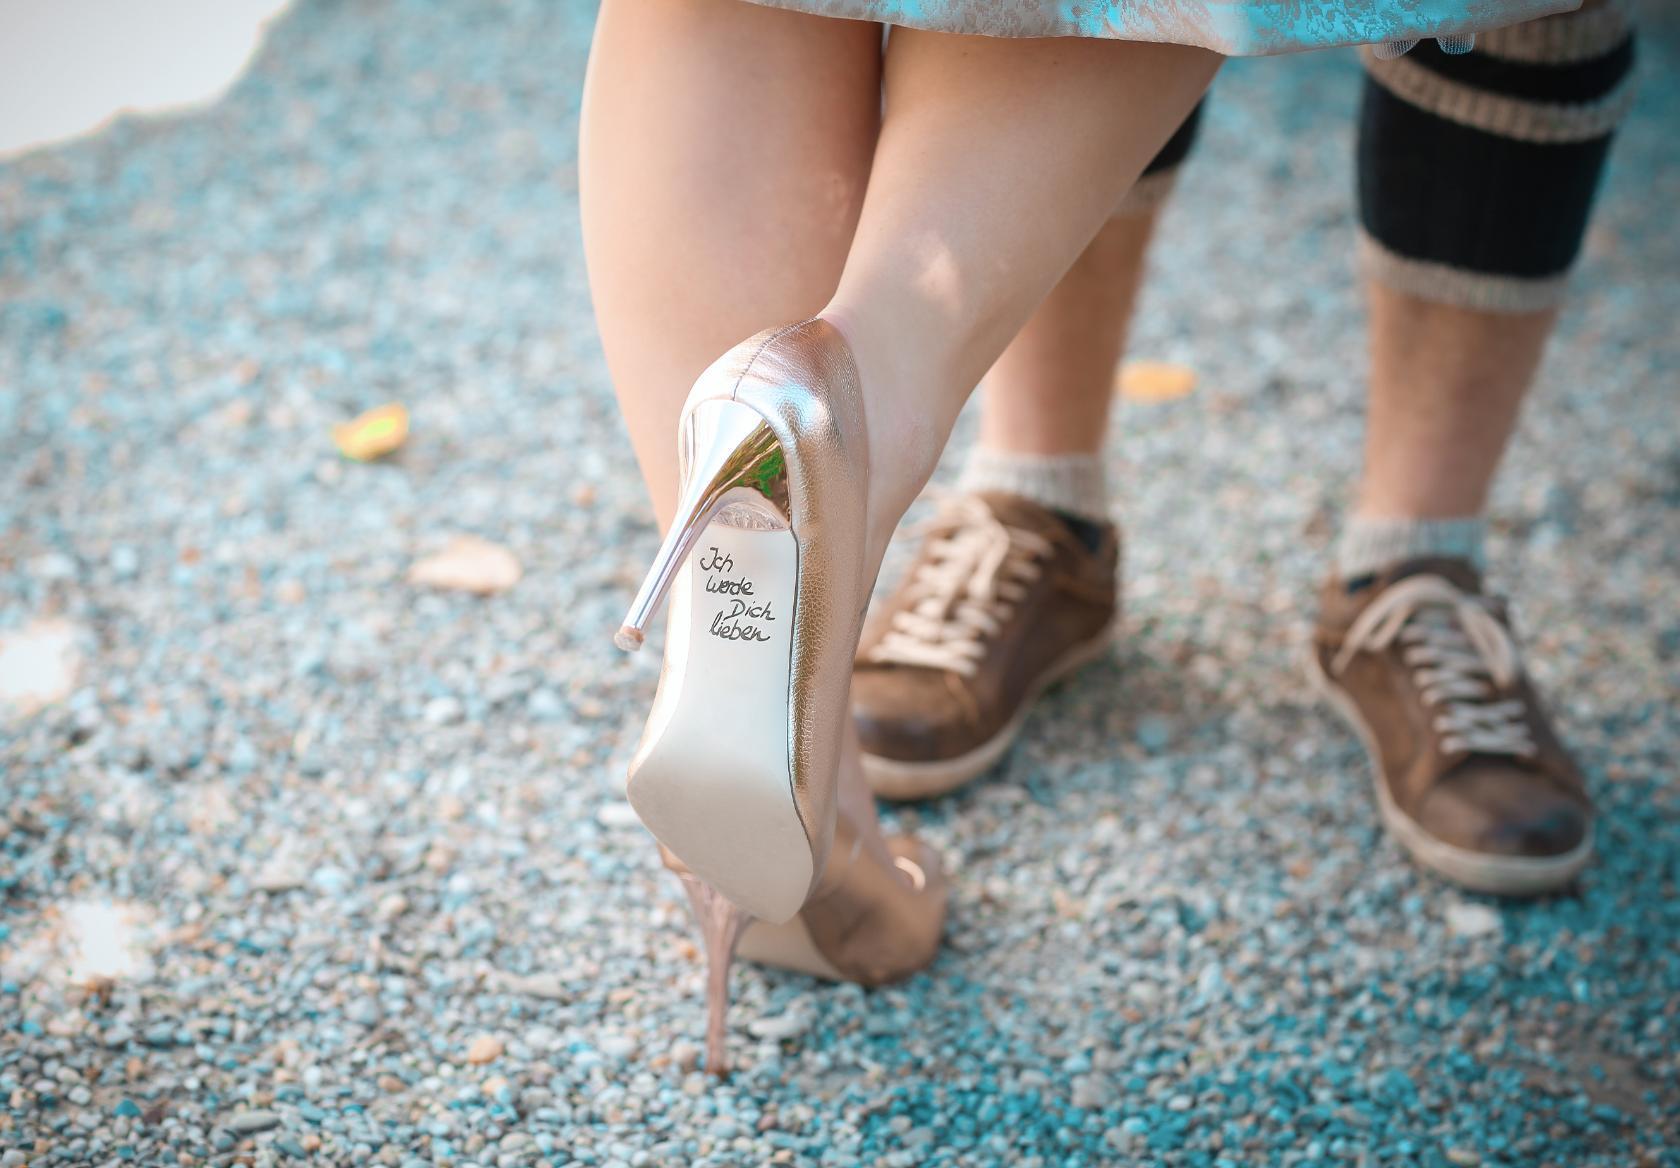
[865,495,1053,677]
[1331,574,1535,757]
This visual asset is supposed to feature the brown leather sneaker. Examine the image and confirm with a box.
[1308,557,1593,895]
[852,492,1118,800]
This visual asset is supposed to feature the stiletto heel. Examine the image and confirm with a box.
[675,871,753,1077]
[616,319,872,924]
[662,805,946,1074]
[615,399,783,653]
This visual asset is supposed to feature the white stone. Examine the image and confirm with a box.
[1444,901,1501,939]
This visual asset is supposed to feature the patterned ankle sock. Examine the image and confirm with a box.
[1336,514,1487,581]
[957,448,1111,526]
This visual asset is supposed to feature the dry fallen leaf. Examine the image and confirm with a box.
[1117,360,1196,403]
[333,402,409,461]
[407,535,522,595]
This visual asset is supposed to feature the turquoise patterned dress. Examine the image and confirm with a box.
[743,0,1581,55]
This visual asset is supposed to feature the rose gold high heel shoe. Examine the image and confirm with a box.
[665,806,947,1075]
[615,320,945,1072]
[615,319,872,924]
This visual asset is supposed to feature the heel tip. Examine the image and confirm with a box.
[614,625,645,653]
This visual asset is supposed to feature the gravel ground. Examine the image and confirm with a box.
[3,3,1678,1166]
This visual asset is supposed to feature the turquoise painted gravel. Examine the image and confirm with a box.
[3,3,1677,1166]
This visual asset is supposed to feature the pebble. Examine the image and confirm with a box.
[1444,901,1502,939]
[465,1036,504,1065]
[423,696,465,726]
[746,1011,811,1042]
[498,972,566,1000]
[225,1110,281,1135]
[595,801,641,829]
[597,1034,638,1061]
[345,998,382,1026]
[1,7,1674,1168]
[0,619,83,712]
[254,862,307,894]
[1070,1076,1109,1110]
[526,688,565,719]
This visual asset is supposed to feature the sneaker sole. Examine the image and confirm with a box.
[860,623,1117,802]
[1303,644,1593,896]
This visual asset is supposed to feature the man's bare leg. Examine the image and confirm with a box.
[976,208,1160,459]
[1317,3,1635,894]
[960,108,1200,518]
[1356,291,1555,521]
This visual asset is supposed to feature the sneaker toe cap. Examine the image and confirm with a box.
[1417,761,1592,860]
[851,671,980,763]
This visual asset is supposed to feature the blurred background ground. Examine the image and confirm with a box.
[2,2,1677,1166]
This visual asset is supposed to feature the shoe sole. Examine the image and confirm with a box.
[736,913,844,981]
[860,623,1117,802]
[1302,644,1593,896]
[628,513,814,924]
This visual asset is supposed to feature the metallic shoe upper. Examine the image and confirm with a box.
[680,319,871,890]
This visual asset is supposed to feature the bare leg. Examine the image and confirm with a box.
[579,0,882,527]
[1348,0,1630,526]
[584,10,1214,867]
[580,0,888,858]
[586,8,1213,553]
[978,209,1161,456]
[824,31,1218,538]
[1355,283,1556,519]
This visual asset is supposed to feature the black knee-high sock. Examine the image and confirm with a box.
[1357,1,1637,312]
